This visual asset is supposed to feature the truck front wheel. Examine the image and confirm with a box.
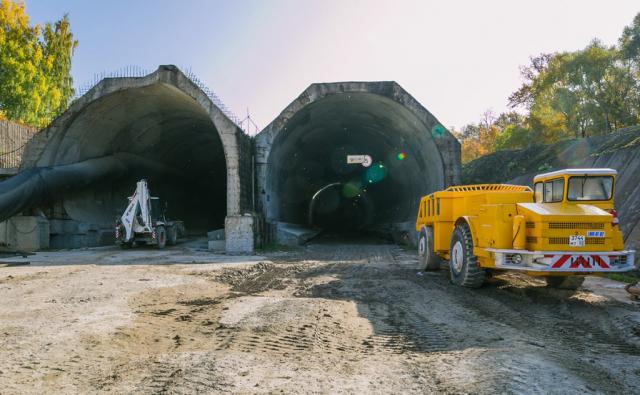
[449,223,485,288]
[156,226,167,249]
[419,227,441,271]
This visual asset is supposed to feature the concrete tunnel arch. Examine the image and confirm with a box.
[20,65,254,251]
[255,81,461,243]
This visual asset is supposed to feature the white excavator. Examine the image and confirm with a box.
[115,180,184,248]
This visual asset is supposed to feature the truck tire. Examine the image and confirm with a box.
[419,227,441,270]
[156,226,167,249]
[449,222,485,288]
[167,226,178,246]
[545,276,585,290]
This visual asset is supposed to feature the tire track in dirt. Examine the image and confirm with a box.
[286,241,640,394]
[135,354,229,394]
[410,267,640,393]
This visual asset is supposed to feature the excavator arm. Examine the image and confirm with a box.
[120,180,153,241]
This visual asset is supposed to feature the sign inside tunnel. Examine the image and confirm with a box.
[347,155,372,167]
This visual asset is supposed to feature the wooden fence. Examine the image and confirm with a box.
[0,119,37,170]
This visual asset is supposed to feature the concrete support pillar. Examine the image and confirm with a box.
[225,214,256,253]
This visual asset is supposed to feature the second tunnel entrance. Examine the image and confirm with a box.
[256,82,460,244]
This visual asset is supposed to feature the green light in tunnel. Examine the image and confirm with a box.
[363,162,387,184]
[342,181,362,198]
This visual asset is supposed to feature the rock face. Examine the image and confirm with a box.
[462,126,640,250]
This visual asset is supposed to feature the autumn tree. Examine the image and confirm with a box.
[454,110,502,163]
[508,18,640,139]
[0,0,77,127]
[458,13,640,163]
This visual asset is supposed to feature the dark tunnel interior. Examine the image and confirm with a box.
[39,83,227,233]
[266,92,445,235]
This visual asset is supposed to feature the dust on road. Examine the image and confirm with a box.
[1,239,639,394]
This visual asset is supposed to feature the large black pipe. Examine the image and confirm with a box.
[0,153,178,223]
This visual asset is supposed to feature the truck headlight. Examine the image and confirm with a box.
[512,254,523,265]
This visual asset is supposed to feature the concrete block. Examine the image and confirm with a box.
[225,214,255,253]
[208,240,225,251]
[275,222,320,246]
[0,216,49,251]
[96,229,115,245]
[207,229,225,241]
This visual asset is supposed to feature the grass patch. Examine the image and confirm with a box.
[399,244,418,252]
[605,272,639,284]
[257,242,298,252]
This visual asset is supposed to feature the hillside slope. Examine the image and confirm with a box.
[462,126,640,250]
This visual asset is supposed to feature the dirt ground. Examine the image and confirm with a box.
[1,237,640,394]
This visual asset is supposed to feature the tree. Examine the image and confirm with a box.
[509,35,639,140]
[0,0,77,127]
[620,13,640,62]
[455,110,503,163]
[619,13,640,120]
[459,12,640,163]
[508,53,553,109]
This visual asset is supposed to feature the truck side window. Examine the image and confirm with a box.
[534,183,543,202]
[436,198,440,215]
[543,178,564,202]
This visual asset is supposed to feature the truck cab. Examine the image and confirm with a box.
[415,168,635,289]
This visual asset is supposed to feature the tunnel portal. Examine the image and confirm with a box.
[42,83,227,231]
[256,82,460,242]
[17,66,254,250]
[9,73,459,251]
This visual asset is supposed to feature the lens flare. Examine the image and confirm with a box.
[397,152,406,161]
[363,162,387,184]
[432,124,445,138]
[342,181,362,198]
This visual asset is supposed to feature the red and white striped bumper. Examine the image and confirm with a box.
[487,249,636,272]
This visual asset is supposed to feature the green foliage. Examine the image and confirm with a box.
[620,13,640,62]
[458,12,640,162]
[461,126,640,185]
[493,124,530,150]
[0,0,77,127]
[606,272,639,284]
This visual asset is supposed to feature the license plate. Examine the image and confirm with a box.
[569,235,585,247]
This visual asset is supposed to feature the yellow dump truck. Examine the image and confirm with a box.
[415,168,635,289]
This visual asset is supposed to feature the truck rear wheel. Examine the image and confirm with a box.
[419,227,441,271]
[156,226,167,249]
[449,222,485,288]
[545,276,585,290]
[167,226,178,246]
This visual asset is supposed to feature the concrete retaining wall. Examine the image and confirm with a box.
[0,216,50,251]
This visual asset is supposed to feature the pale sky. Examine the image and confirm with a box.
[27,0,640,132]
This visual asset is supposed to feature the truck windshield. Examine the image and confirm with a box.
[567,176,613,201]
